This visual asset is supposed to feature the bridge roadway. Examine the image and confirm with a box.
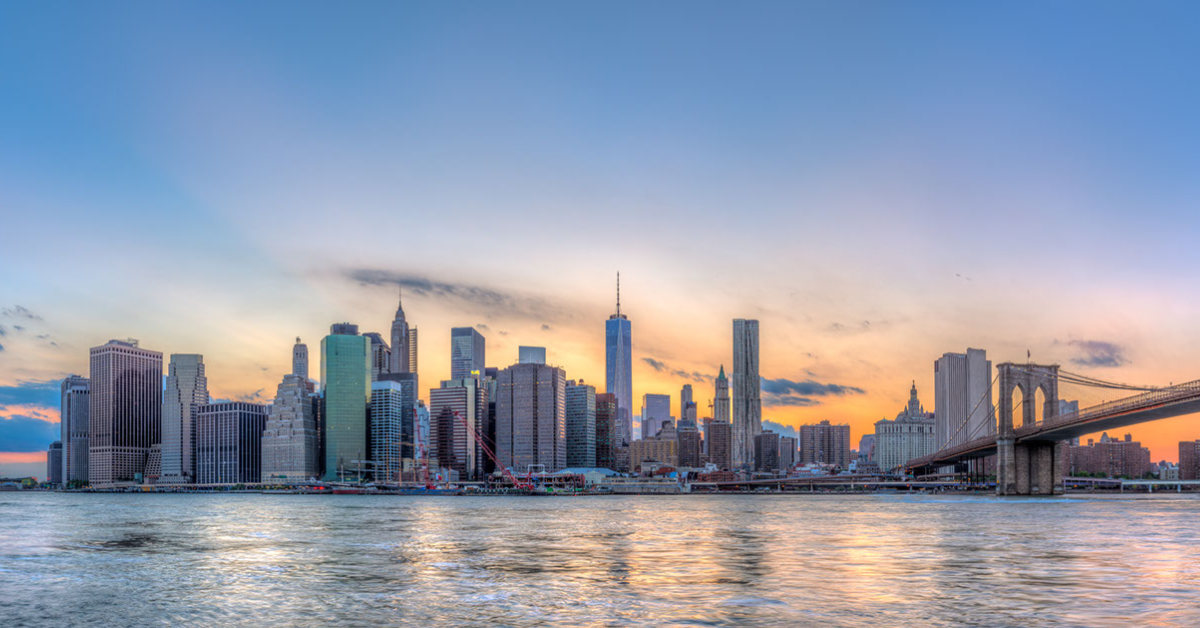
[907,379,1200,471]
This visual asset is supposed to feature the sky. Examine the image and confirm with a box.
[4,2,1200,478]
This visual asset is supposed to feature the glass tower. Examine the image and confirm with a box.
[321,324,371,482]
[605,274,632,444]
[450,327,486,380]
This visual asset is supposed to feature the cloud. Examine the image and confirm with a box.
[343,269,578,323]
[640,357,712,383]
[13,325,24,332]
[0,342,4,352]
[761,377,865,397]
[0,325,6,336]
[36,334,49,340]
[476,323,490,331]
[236,388,269,404]
[829,320,875,334]
[763,394,822,408]
[0,380,61,408]
[762,420,799,439]
[1064,340,1127,368]
[0,414,60,452]
[2,305,43,321]
[541,324,552,331]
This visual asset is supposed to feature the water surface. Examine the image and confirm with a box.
[2,493,1199,626]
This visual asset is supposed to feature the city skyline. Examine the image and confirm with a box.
[6,3,1200,477]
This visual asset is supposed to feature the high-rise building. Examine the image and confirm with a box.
[160,354,209,485]
[1180,440,1200,481]
[677,418,703,469]
[714,365,731,423]
[780,436,798,469]
[293,337,309,380]
[364,332,390,382]
[88,339,163,487]
[858,434,876,463]
[799,420,852,468]
[605,273,633,445]
[708,421,732,470]
[321,324,371,482]
[430,377,486,480]
[874,382,937,472]
[261,374,320,482]
[732,319,761,469]
[371,374,419,484]
[60,375,89,485]
[934,348,993,451]
[47,441,63,485]
[519,346,547,365]
[389,289,413,374]
[754,431,781,472]
[565,380,596,468]
[641,393,671,439]
[595,393,618,470]
[196,402,267,484]
[450,327,486,380]
[681,384,693,413]
[495,363,567,473]
[1069,433,1152,478]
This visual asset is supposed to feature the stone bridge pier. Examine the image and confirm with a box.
[996,363,1064,496]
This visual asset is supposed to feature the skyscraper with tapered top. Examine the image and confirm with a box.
[160,354,209,485]
[390,287,413,374]
[605,273,632,445]
[732,319,761,470]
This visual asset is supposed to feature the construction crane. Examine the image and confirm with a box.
[453,410,531,491]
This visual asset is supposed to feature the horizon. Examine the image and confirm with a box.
[6,2,1200,477]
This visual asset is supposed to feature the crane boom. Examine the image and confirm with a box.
[453,410,530,490]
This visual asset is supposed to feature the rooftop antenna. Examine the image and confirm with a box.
[616,271,620,317]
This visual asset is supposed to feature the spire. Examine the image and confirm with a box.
[718,364,726,380]
[616,271,620,317]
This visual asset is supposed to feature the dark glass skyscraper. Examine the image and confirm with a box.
[605,274,632,445]
[450,327,486,380]
[321,324,371,481]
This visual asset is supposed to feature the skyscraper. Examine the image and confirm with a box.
[59,375,89,485]
[519,346,547,365]
[495,363,567,473]
[708,420,732,470]
[450,327,486,380]
[605,273,633,445]
[754,431,781,472]
[372,374,419,483]
[677,418,703,469]
[293,337,309,380]
[934,348,994,452]
[799,420,852,468]
[364,332,390,381]
[429,377,486,480]
[160,354,209,485]
[714,365,731,423]
[565,380,596,468]
[196,402,267,484]
[321,324,371,482]
[88,339,163,487]
[595,392,618,470]
[47,441,63,485]
[261,374,320,482]
[681,384,693,414]
[641,393,671,439]
[389,289,412,374]
[732,319,761,470]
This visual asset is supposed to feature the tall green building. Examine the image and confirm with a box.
[321,323,371,481]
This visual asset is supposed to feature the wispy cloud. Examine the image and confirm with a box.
[762,420,799,439]
[762,395,823,408]
[760,377,865,408]
[2,306,42,321]
[343,269,579,323]
[640,357,712,383]
[1063,339,1128,368]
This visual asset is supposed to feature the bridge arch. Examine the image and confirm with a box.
[996,362,1062,496]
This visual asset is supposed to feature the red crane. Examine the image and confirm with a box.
[453,410,531,491]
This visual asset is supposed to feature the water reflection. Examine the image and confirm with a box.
[3,493,1200,626]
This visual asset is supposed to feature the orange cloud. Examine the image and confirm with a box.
[0,451,46,464]
[0,404,59,423]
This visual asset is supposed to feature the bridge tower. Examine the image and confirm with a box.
[996,363,1063,495]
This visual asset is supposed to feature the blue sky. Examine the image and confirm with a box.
[4,2,1200,476]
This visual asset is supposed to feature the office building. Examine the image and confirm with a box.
[708,421,732,470]
[519,346,547,365]
[430,377,486,479]
[630,428,677,472]
[47,441,63,485]
[566,380,597,468]
[858,434,876,463]
[495,363,567,473]
[88,339,163,487]
[1069,433,1152,478]
[321,324,371,481]
[873,382,937,472]
[732,319,761,469]
[60,375,89,485]
[605,274,633,444]
[160,354,209,485]
[800,420,852,468]
[780,436,798,469]
[196,402,267,484]
[371,374,419,484]
[595,393,618,470]
[390,289,413,374]
[293,337,309,381]
[364,332,390,381]
[261,374,320,483]
[450,327,486,380]
[677,418,703,469]
[641,393,671,439]
[714,365,731,423]
[754,431,781,472]
[934,348,993,451]
[1180,441,1200,481]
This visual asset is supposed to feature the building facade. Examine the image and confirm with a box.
[321,324,371,481]
[47,441,63,485]
[261,374,320,482]
[732,319,761,470]
[60,375,89,485]
[605,276,633,445]
[159,354,209,485]
[595,393,618,470]
[430,377,486,480]
[934,348,993,451]
[677,418,703,469]
[293,337,309,381]
[799,420,852,468]
[780,436,798,469]
[89,339,163,487]
[371,374,419,483]
[641,393,671,440]
[1068,433,1152,478]
[519,346,547,365]
[450,327,486,380]
[754,431,781,472]
[707,420,732,470]
[364,332,390,382]
[566,380,597,468]
[873,382,937,472]
[196,402,267,484]
[494,363,567,473]
[630,431,677,472]
[1180,441,1200,481]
